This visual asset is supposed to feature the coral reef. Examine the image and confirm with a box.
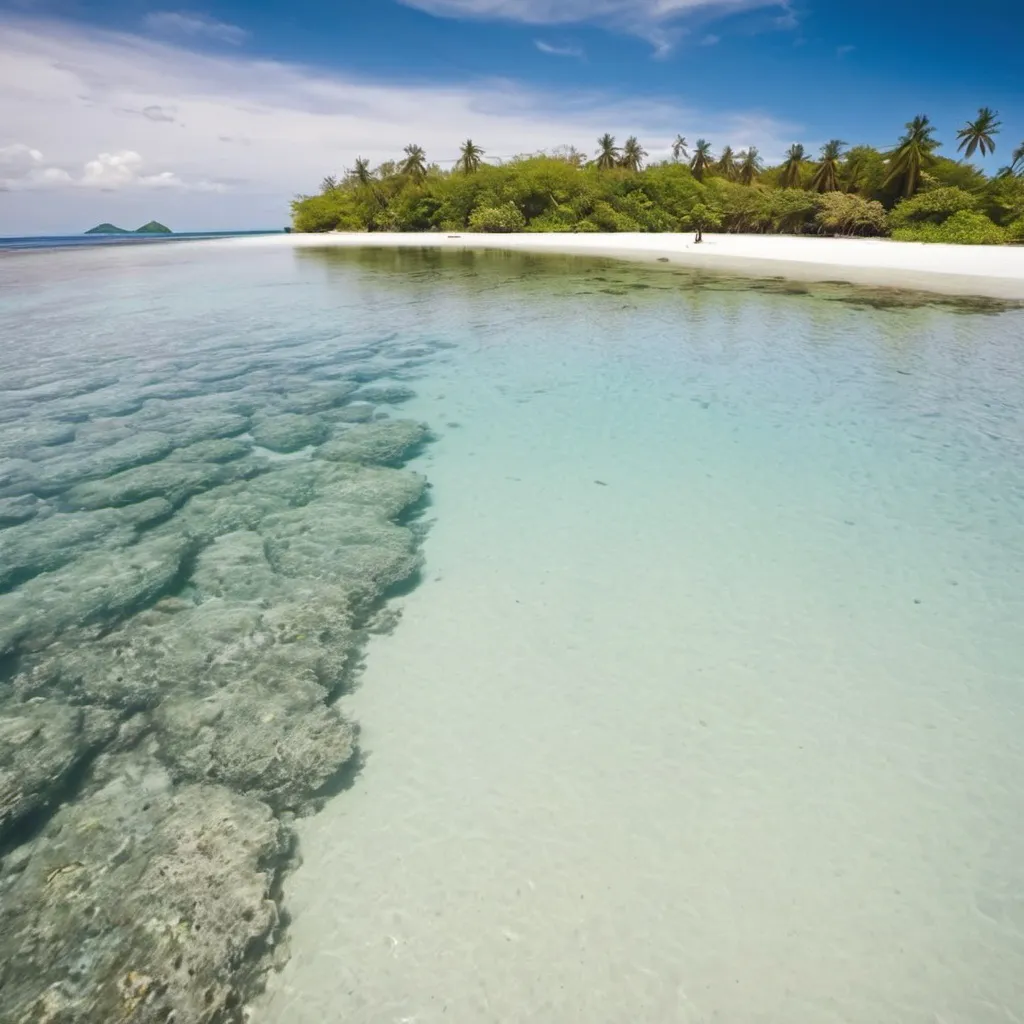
[0,328,439,1021]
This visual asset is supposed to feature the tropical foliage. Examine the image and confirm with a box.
[714,146,738,181]
[293,112,1024,244]
[778,144,807,189]
[957,108,1001,159]
[810,140,845,193]
[885,116,940,198]
[456,139,485,175]
[690,139,714,181]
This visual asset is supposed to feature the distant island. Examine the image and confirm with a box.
[84,221,172,235]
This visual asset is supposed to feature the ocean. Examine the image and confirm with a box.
[0,230,283,252]
[1,239,1022,1024]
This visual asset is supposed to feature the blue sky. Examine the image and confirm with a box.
[1,0,1021,233]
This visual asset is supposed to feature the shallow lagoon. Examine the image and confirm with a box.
[1,243,1023,1023]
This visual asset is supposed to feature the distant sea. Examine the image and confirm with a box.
[0,230,284,252]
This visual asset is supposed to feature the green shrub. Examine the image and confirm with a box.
[685,203,722,235]
[1005,218,1024,243]
[290,192,363,233]
[892,210,1006,245]
[987,175,1024,226]
[585,201,640,232]
[766,189,818,233]
[618,190,675,231]
[815,192,888,236]
[468,201,526,233]
[523,217,576,232]
[889,186,979,228]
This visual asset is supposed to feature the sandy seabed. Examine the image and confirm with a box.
[253,252,1024,1024]
[220,231,1024,299]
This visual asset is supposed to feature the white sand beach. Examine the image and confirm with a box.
[230,231,1024,299]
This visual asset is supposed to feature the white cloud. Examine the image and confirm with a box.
[0,14,801,231]
[836,44,855,57]
[700,33,720,45]
[80,150,205,189]
[0,144,223,193]
[535,39,584,57]
[397,0,792,52]
[0,141,44,180]
[144,11,248,45]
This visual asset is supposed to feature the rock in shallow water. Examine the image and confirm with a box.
[168,437,253,464]
[26,432,178,498]
[0,495,45,527]
[315,419,429,467]
[0,698,119,845]
[262,503,422,606]
[0,748,289,1024]
[251,413,329,453]
[351,383,417,405]
[61,456,264,512]
[0,500,173,591]
[0,420,77,461]
[0,529,195,655]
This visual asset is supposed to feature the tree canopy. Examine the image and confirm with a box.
[294,115,1024,245]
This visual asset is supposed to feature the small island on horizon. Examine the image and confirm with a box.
[84,221,172,235]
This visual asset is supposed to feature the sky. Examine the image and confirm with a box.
[1,0,1021,234]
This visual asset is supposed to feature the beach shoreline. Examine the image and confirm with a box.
[215,231,1024,300]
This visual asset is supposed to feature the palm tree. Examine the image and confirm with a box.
[348,158,374,187]
[320,174,338,193]
[714,145,738,180]
[400,144,427,182]
[620,136,647,172]
[737,147,764,185]
[810,139,846,192]
[671,135,689,162]
[841,146,873,192]
[1007,141,1024,176]
[456,139,485,174]
[956,107,1001,159]
[595,134,620,170]
[690,139,714,181]
[884,116,939,197]
[778,144,807,188]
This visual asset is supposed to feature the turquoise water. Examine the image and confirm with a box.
[1,242,1023,1023]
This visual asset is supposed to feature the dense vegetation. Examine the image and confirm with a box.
[293,113,1024,244]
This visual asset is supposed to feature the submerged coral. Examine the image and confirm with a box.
[0,328,436,1021]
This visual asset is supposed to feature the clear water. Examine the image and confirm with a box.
[1,242,1023,1024]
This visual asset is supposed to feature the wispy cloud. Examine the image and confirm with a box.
[700,34,720,45]
[143,11,248,45]
[142,104,177,122]
[0,14,802,231]
[534,39,583,57]
[774,4,799,29]
[836,44,855,57]
[396,0,791,54]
